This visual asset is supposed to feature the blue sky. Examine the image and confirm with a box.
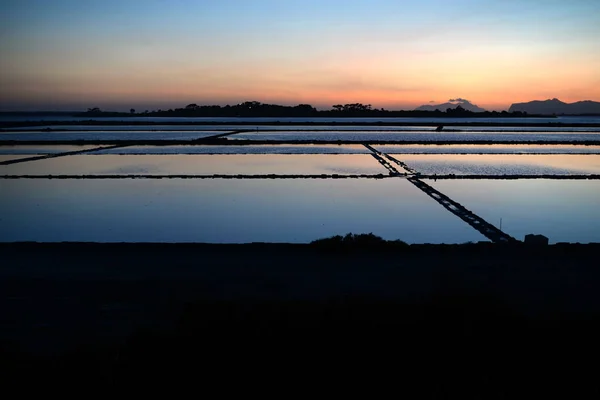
[1,0,599,110]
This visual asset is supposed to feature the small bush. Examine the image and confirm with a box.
[310,233,408,251]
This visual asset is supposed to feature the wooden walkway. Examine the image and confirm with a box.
[407,177,518,243]
[363,143,519,243]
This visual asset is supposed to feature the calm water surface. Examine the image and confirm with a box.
[375,144,600,155]
[0,155,37,163]
[0,131,224,141]
[5,125,600,132]
[400,154,600,175]
[1,154,387,175]
[229,131,600,142]
[0,179,487,243]
[91,144,371,155]
[2,116,600,124]
[0,145,102,154]
[428,179,600,243]
[2,140,598,244]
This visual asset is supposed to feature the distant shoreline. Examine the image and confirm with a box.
[3,120,600,129]
[0,110,559,118]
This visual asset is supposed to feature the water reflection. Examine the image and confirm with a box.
[8,125,599,132]
[0,145,102,155]
[0,155,37,163]
[399,154,600,175]
[376,144,600,155]
[230,131,600,142]
[428,179,600,243]
[1,154,387,175]
[0,131,223,141]
[0,179,487,244]
[2,116,600,124]
[91,144,370,155]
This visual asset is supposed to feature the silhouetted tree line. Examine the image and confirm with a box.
[75,102,532,118]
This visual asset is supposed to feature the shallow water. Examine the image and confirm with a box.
[0,145,102,155]
[2,116,600,124]
[2,145,598,244]
[0,131,224,141]
[375,144,600,155]
[91,144,371,155]
[398,154,600,175]
[427,180,600,243]
[0,154,387,176]
[0,155,38,163]
[6,124,600,132]
[3,129,599,143]
[0,179,487,243]
[5,125,435,132]
[4,125,235,131]
[229,131,600,142]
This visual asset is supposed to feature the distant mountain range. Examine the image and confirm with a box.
[415,98,486,113]
[508,99,600,115]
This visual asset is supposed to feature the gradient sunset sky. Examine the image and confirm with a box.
[2,0,599,111]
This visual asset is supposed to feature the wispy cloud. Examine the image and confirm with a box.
[449,98,471,104]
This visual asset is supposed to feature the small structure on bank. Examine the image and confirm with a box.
[524,234,549,245]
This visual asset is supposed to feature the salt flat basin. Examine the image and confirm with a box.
[229,131,600,142]
[0,155,38,163]
[396,154,600,175]
[375,144,600,155]
[2,115,599,124]
[0,179,487,244]
[0,131,224,141]
[0,145,102,155]
[0,154,387,175]
[6,124,599,132]
[3,125,235,131]
[4,125,438,132]
[427,179,600,243]
[91,144,371,155]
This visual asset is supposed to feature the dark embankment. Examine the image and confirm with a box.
[2,239,600,392]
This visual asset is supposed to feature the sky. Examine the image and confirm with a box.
[1,0,599,111]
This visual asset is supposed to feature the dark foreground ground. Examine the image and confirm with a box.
[2,241,600,394]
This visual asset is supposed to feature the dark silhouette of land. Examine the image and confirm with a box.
[416,98,487,113]
[3,98,599,119]
[67,101,537,118]
[509,98,600,115]
[2,239,600,392]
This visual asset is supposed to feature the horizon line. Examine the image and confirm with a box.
[3,97,599,114]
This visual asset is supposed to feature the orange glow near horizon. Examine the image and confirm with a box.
[4,58,599,111]
[4,40,599,111]
[2,1,600,111]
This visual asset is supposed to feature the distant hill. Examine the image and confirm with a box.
[415,98,486,113]
[508,99,600,115]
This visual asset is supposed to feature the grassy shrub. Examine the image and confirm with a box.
[310,233,409,251]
